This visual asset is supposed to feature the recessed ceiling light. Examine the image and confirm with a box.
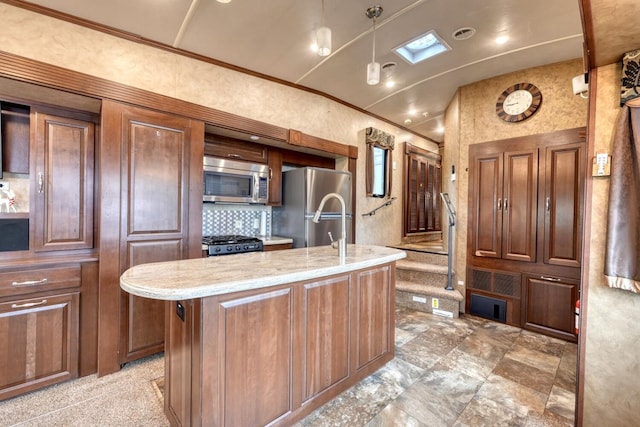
[404,119,412,125]
[496,35,509,45]
[394,30,451,65]
[217,0,232,3]
[408,109,417,116]
[250,135,260,141]
[435,126,445,133]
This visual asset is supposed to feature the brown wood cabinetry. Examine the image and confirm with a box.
[0,264,82,400]
[522,273,579,341]
[467,128,585,341]
[99,100,203,371]
[268,149,283,206]
[471,148,537,262]
[204,134,268,163]
[263,242,292,251]
[1,102,30,174]
[405,144,441,235]
[164,263,395,426]
[32,112,94,252]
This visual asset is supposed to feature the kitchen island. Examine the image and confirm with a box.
[120,244,406,427]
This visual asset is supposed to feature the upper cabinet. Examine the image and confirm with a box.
[32,111,95,252]
[204,134,268,163]
[471,148,538,263]
[1,102,30,175]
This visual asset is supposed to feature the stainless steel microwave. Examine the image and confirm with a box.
[203,157,268,204]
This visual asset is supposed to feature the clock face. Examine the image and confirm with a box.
[496,83,542,122]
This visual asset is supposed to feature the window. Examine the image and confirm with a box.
[365,127,394,198]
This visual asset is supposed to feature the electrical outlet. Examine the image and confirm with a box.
[0,180,9,191]
[432,298,439,309]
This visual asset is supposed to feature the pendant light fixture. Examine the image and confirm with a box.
[316,0,332,57]
[366,5,383,85]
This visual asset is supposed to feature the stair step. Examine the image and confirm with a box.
[395,279,463,318]
[395,280,464,301]
[396,260,448,275]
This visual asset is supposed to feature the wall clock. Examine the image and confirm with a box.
[496,83,542,122]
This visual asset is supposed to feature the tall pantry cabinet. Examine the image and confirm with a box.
[98,100,204,373]
[466,127,585,342]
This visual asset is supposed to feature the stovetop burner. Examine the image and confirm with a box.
[202,234,263,256]
[203,234,262,245]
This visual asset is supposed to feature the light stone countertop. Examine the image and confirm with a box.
[120,244,406,301]
[259,235,293,245]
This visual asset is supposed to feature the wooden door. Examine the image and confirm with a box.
[472,152,503,258]
[32,112,94,251]
[523,273,578,341]
[118,106,201,363]
[502,149,538,262]
[406,151,442,234]
[543,142,585,267]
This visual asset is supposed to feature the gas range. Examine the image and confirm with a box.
[202,234,263,257]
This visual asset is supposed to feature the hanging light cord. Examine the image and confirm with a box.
[371,16,377,63]
[321,0,326,26]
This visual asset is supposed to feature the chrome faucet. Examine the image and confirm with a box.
[312,192,347,260]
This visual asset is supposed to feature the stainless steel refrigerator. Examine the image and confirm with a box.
[273,167,352,248]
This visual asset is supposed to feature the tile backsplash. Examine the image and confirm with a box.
[202,203,271,237]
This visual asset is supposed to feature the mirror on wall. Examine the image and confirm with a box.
[365,127,394,198]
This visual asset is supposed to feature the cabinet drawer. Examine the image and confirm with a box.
[0,266,81,297]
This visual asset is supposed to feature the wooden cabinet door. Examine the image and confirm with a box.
[543,142,585,267]
[32,112,94,251]
[268,149,283,206]
[471,149,537,262]
[353,264,393,370]
[502,150,537,262]
[118,107,200,363]
[472,152,503,258]
[0,292,79,400]
[523,273,578,341]
[302,275,350,401]
[219,288,293,426]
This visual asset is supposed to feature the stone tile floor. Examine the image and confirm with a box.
[1,307,576,426]
[298,307,576,427]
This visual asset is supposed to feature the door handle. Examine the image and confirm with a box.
[38,172,44,193]
[12,299,48,309]
[503,198,508,211]
[546,197,550,212]
[12,278,48,287]
[540,275,561,282]
[497,198,502,211]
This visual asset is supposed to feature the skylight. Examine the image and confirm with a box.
[394,31,450,65]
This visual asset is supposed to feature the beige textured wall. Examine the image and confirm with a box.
[582,63,640,426]
[448,59,588,292]
[0,3,439,247]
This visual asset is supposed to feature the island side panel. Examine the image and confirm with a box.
[164,262,398,426]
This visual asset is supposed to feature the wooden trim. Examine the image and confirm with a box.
[576,66,598,427]
[0,0,437,143]
[579,0,595,70]
[405,142,441,160]
[0,50,288,142]
[289,129,356,159]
